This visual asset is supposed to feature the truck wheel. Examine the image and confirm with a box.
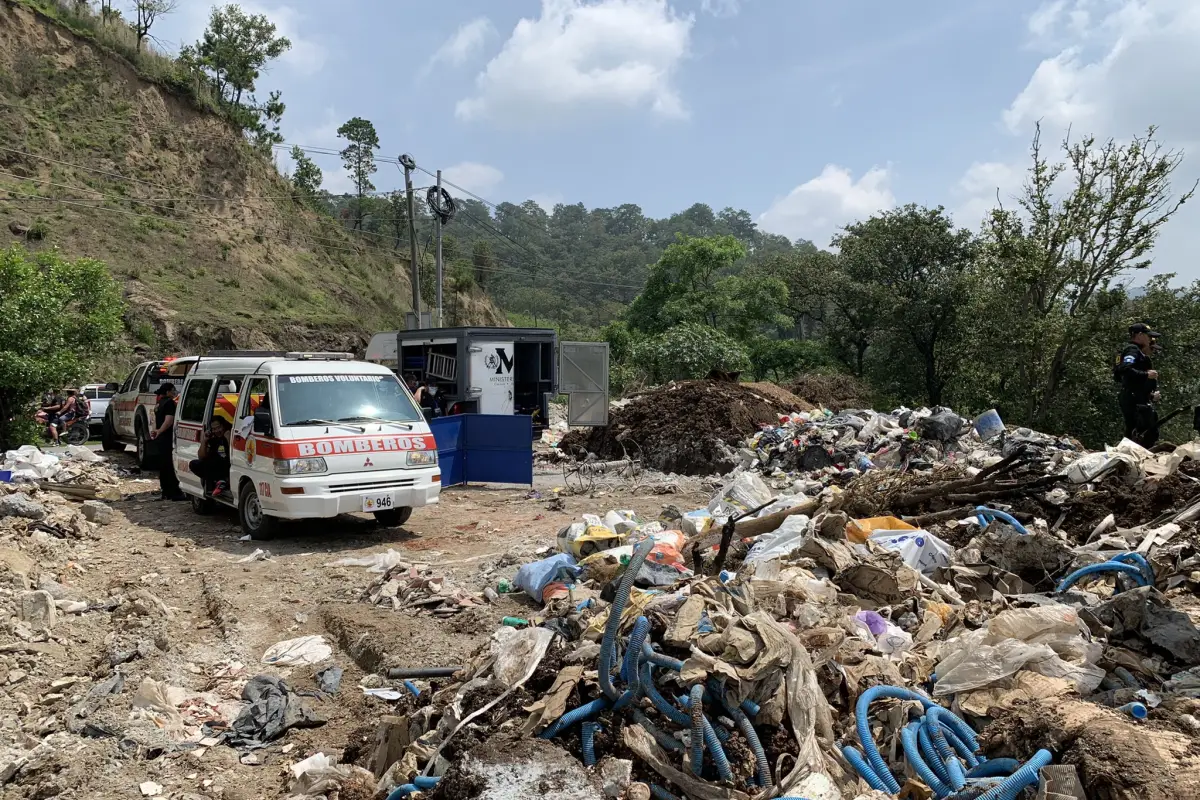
[190,494,215,516]
[101,416,124,452]
[238,484,278,539]
[374,507,413,527]
[135,422,154,470]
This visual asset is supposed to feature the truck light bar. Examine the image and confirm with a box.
[285,352,354,361]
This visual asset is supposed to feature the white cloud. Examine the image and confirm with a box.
[455,0,693,126]
[441,162,505,196]
[700,0,743,17]
[421,17,495,78]
[757,165,895,248]
[1006,0,1200,138]
[951,160,1026,229]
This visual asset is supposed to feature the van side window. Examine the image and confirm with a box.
[180,379,214,423]
[238,378,269,427]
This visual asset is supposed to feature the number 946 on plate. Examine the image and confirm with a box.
[363,494,394,512]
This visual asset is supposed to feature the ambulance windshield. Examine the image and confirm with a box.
[276,374,423,426]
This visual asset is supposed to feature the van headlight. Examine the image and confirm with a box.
[274,457,328,475]
[407,451,438,467]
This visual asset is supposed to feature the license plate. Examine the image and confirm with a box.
[363,494,394,512]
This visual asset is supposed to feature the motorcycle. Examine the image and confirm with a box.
[38,414,90,446]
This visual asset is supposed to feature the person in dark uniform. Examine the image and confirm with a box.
[150,383,185,500]
[190,417,231,498]
[1116,322,1161,446]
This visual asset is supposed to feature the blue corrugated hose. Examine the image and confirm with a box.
[649,785,681,800]
[1056,561,1149,593]
[598,538,655,701]
[975,749,1052,800]
[842,745,889,793]
[925,707,967,792]
[1109,552,1155,585]
[975,506,1029,534]
[901,722,951,798]
[850,685,937,792]
[689,685,706,775]
[581,721,599,766]
[385,776,439,800]
[967,758,1021,778]
[539,697,610,739]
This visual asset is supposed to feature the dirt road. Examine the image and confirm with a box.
[0,455,706,799]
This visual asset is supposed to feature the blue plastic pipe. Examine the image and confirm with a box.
[724,696,772,787]
[631,708,685,752]
[540,697,610,739]
[940,724,980,768]
[1112,666,1142,689]
[386,785,420,800]
[925,707,967,791]
[678,691,733,781]
[412,777,439,790]
[649,785,681,800]
[901,723,951,798]
[1118,702,1148,720]
[581,721,599,766]
[852,685,937,793]
[975,749,1052,800]
[403,680,421,697]
[975,506,1029,535]
[842,745,890,793]
[689,685,706,776]
[641,639,685,671]
[598,538,654,701]
[967,758,1021,779]
[917,723,950,785]
[1110,552,1155,585]
[1056,561,1149,593]
[640,662,691,727]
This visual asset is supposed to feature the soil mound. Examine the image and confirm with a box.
[559,380,795,475]
[788,373,872,411]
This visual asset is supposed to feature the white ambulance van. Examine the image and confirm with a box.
[173,352,440,538]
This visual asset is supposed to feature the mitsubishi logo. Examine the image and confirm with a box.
[364,457,374,467]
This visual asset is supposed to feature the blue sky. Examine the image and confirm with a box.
[154,0,1200,281]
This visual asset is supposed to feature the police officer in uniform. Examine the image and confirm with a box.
[1116,322,1161,446]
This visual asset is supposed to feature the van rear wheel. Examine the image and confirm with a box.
[374,507,412,527]
[238,484,278,539]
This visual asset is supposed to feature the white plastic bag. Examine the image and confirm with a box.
[262,635,332,666]
[868,529,953,575]
[65,445,103,463]
[326,549,409,573]
[708,472,773,517]
[744,515,811,568]
[490,626,554,687]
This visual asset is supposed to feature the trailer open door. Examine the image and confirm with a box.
[558,342,610,427]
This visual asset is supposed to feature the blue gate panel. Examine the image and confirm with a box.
[430,416,464,487]
[430,414,532,487]
[463,414,533,485]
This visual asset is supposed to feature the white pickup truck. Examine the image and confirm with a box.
[100,357,199,467]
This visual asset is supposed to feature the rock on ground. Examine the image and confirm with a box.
[18,590,56,630]
[0,493,46,521]
[80,500,115,525]
[435,738,606,800]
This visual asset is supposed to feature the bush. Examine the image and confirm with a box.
[0,244,125,449]
[630,323,750,383]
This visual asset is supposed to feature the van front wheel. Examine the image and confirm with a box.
[374,507,412,527]
[238,484,278,539]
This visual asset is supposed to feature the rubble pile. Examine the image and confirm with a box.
[787,373,873,412]
[359,458,1200,800]
[560,380,811,476]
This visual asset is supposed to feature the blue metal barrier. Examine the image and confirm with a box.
[430,414,533,487]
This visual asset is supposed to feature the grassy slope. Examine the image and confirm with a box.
[0,0,503,362]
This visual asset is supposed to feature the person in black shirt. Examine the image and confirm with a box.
[1116,322,1162,447]
[150,383,185,500]
[419,375,441,419]
[190,417,231,498]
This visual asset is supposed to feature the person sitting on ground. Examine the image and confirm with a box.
[190,417,231,498]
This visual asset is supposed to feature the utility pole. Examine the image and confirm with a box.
[399,154,421,328]
[435,169,444,328]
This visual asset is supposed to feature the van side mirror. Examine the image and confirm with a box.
[253,408,273,436]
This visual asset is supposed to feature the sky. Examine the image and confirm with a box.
[153,0,1200,282]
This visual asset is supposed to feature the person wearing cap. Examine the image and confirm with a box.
[1117,323,1161,446]
[150,383,184,500]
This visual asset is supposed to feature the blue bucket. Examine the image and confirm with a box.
[974,409,1004,440]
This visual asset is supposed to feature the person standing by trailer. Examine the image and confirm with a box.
[1116,322,1162,446]
[150,383,185,500]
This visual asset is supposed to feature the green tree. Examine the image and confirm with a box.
[968,124,1195,431]
[289,145,322,205]
[835,205,978,406]
[337,117,379,231]
[628,235,790,337]
[0,246,125,449]
[191,4,291,107]
[631,323,750,383]
[131,0,177,52]
[471,240,495,287]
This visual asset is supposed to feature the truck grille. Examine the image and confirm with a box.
[327,477,416,494]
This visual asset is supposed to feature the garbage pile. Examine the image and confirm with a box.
[2,444,124,487]
[359,463,1200,800]
[559,380,812,476]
